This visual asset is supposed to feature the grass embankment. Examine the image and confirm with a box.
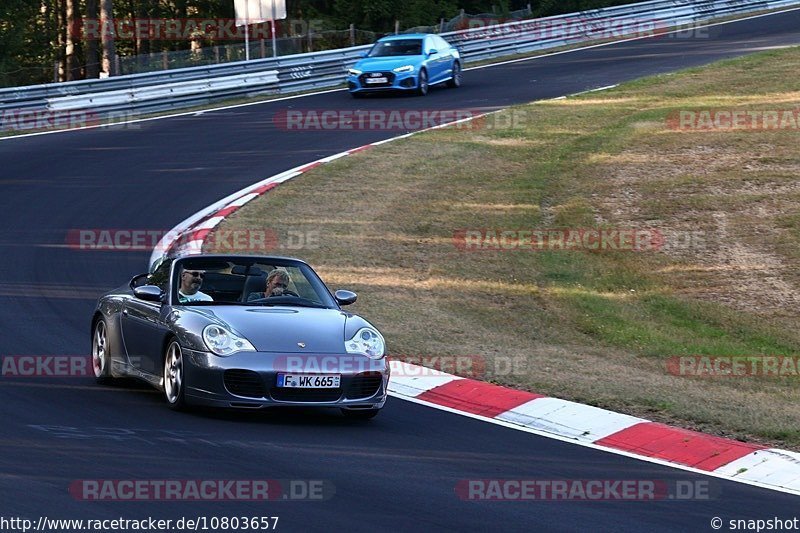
[210,46,800,448]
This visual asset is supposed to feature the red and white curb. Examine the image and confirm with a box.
[150,103,800,499]
[388,361,800,494]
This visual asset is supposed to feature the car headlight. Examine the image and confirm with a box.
[392,65,415,73]
[348,68,362,76]
[345,328,385,359]
[202,325,256,356]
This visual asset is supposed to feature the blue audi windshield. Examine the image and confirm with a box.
[368,40,423,57]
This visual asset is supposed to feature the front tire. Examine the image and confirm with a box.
[92,318,113,384]
[341,408,380,420]
[416,69,429,96]
[447,62,462,88]
[163,340,187,411]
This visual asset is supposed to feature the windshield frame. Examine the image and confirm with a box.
[367,38,424,58]
[169,255,339,310]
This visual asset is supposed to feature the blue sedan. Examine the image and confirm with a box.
[347,33,462,97]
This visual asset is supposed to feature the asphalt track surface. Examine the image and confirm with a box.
[1,11,800,532]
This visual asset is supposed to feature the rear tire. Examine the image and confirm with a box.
[163,340,187,411]
[416,69,429,96]
[341,408,380,420]
[92,318,114,384]
[447,62,462,88]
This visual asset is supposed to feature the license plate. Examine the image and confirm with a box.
[277,374,341,388]
[365,77,388,84]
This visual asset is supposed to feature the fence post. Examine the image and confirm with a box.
[214,46,220,64]
[308,28,313,52]
[439,18,445,33]
[261,38,266,58]
[162,50,168,70]
[114,55,121,76]
[394,20,399,34]
[350,23,355,46]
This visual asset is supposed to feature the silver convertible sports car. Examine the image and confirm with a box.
[90,255,389,419]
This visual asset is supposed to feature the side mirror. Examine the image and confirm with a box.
[358,51,368,58]
[134,285,164,303]
[334,290,357,306]
[427,49,438,56]
[129,272,149,290]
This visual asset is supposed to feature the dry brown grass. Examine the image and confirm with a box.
[208,46,800,448]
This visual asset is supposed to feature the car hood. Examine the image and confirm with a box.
[355,56,423,72]
[195,306,349,353]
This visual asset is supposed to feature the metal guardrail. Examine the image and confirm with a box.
[1,0,798,121]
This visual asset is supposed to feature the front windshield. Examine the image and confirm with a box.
[172,257,337,309]
[367,39,423,57]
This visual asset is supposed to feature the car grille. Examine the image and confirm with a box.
[270,388,343,403]
[345,372,383,399]
[224,369,266,398]
[359,72,395,87]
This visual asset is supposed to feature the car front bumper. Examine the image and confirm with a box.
[347,70,419,93]
[182,349,390,410]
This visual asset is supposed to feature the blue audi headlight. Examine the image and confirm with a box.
[392,65,415,74]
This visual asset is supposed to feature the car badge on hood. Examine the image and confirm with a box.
[297,342,306,348]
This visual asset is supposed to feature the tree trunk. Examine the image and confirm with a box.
[100,0,116,76]
[65,0,78,80]
[85,0,100,78]
[57,0,67,81]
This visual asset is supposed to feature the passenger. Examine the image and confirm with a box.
[248,268,296,301]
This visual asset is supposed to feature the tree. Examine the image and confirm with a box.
[100,0,115,76]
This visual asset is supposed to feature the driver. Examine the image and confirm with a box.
[248,268,293,301]
[178,268,213,303]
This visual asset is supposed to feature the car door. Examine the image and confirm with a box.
[120,263,172,378]
[435,36,456,80]
[424,36,446,82]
